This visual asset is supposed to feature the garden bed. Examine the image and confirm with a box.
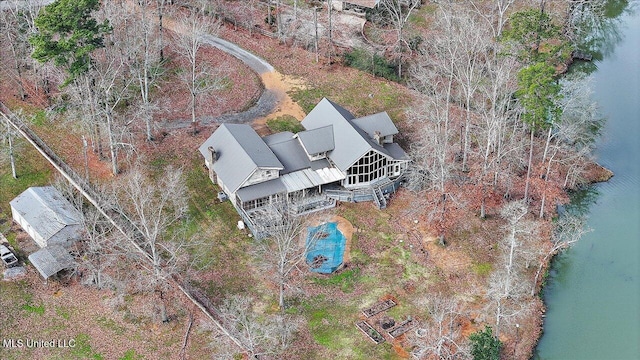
[362,299,397,318]
[388,318,414,338]
[355,321,385,344]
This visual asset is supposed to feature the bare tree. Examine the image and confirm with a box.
[537,74,602,217]
[114,163,189,322]
[408,6,473,241]
[92,53,133,175]
[378,0,420,78]
[78,207,122,289]
[129,0,164,141]
[52,177,123,289]
[487,200,537,336]
[64,73,105,159]
[1,0,44,100]
[468,0,518,38]
[0,114,20,179]
[446,5,491,171]
[155,0,170,61]
[219,294,299,359]
[255,200,325,311]
[531,213,588,296]
[410,294,470,360]
[326,0,334,63]
[476,51,521,217]
[411,4,468,191]
[173,8,225,134]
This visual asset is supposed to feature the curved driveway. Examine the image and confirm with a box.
[196,34,283,127]
[201,34,274,75]
[162,14,306,129]
[198,33,306,128]
[4,0,305,128]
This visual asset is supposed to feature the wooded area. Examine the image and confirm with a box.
[0,0,614,359]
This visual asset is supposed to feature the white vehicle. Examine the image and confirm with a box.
[0,244,18,267]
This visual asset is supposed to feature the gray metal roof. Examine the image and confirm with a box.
[280,167,346,193]
[267,136,313,175]
[236,179,287,202]
[28,245,75,279]
[351,112,399,138]
[310,159,332,170]
[297,125,335,155]
[263,131,295,146]
[10,186,82,244]
[301,98,393,171]
[199,124,283,193]
[383,143,410,161]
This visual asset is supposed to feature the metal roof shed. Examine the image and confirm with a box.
[28,245,76,279]
[10,186,83,248]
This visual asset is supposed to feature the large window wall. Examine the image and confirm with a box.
[345,150,388,186]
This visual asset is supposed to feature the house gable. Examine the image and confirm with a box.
[296,125,335,159]
[198,124,283,194]
[301,98,378,172]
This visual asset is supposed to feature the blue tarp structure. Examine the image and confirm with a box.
[306,222,346,274]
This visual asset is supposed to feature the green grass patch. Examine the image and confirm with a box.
[289,88,330,114]
[148,155,174,176]
[472,262,493,277]
[266,115,304,133]
[31,109,47,126]
[386,301,414,322]
[308,307,335,347]
[303,296,403,359]
[71,333,104,360]
[0,145,53,228]
[343,48,400,82]
[22,303,45,315]
[348,234,372,266]
[311,268,361,293]
[96,316,126,335]
[408,12,428,28]
[289,72,407,120]
[0,281,32,326]
[119,349,144,360]
[56,306,71,320]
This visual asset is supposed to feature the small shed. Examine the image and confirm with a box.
[10,186,83,248]
[28,245,76,279]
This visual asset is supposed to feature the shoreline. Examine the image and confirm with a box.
[530,160,614,358]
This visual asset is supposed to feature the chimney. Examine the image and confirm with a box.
[208,146,218,164]
[373,131,382,145]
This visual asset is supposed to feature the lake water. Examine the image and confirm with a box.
[534,1,640,359]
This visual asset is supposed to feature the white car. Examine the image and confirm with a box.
[0,244,18,267]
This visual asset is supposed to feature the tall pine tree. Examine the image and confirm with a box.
[29,0,111,85]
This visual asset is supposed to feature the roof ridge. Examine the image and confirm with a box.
[221,123,283,170]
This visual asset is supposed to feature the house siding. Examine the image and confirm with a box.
[245,169,279,186]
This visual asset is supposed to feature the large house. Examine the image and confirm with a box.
[199,98,410,237]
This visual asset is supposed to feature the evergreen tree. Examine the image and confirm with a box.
[29,0,111,84]
[500,8,561,63]
[469,325,502,360]
[516,61,562,131]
